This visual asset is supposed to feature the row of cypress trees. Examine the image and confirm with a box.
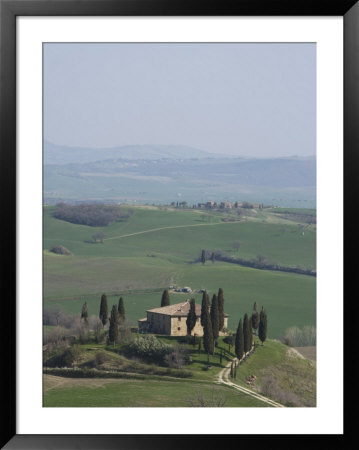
[234,303,268,361]
[80,294,126,345]
[199,289,226,361]
[98,294,126,327]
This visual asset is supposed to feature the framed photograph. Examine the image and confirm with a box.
[1,0,355,447]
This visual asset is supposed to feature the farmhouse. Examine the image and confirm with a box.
[138,300,228,336]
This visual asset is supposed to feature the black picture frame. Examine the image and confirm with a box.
[1,0,355,448]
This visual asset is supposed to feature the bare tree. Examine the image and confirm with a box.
[163,344,188,369]
[88,315,104,343]
[232,241,241,251]
[186,389,226,407]
[92,232,105,243]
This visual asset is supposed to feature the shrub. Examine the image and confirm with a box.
[124,335,172,364]
[163,344,190,369]
[283,326,316,347]
[50,245,72,255]
[94,350,110,366]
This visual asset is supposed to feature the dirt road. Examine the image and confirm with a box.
[216,359,285,408]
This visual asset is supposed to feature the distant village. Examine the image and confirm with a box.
[170,200,264,210]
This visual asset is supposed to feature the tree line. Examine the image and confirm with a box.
[54,203,133,227]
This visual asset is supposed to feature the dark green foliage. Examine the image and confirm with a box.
[210,294,220,340]
[224,334,234,352]
[235,319,244,361]
[186,298,197,335]
[109,305,119,345]
[202,299,214,357]
[81,302,88,324]
[251,301,260,332]
[243,313,250,354]
[259,307,268,345]
[230,362,234,378]
[180,334,200,346]
[200,290,210,327]
[54,203,123,227]
[211,252,215,263]
[45,345,83,368]
[198,338,202,354]
[217,288,225,331]
[161,289,170,307]
[118,297,126,323]
[201,249,206,265]
[99,294,108,327]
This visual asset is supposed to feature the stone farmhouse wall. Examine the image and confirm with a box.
[170,316,203,336]
[140,312,228,336]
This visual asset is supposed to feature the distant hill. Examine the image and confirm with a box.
[44,149,316,207]
[44,141,223,165]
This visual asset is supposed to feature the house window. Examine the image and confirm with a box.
[178,317,181,321]
[178,327,181,331]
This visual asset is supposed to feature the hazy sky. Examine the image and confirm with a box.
[44,43,316,157]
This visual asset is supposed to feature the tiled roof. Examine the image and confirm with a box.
[146,301,228,318]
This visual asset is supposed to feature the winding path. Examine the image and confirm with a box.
[103,221,235,241]
[216,358,285,408]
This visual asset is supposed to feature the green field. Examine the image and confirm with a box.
[43,205,316,338]
[43,375,269,407]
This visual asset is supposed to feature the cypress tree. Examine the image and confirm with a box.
[235,318,244,361]
[99,294,108,327]
[251,301,259,334]
[161,289,170,307]
[258,307,267,345]
[200,290,210,327]
[243,313,250,354]
[109,304,119,346]
[202,300,214,361]
[211,252,215,264]
[186,298,197,335]
[210,294,220,340]
[218,288,225,331]
[81,302,88,325]
[201,249,206,265]
[118,297,125,323]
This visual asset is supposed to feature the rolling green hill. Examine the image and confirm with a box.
[43,205,316,338]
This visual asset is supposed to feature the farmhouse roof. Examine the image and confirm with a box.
[147,301,228,318]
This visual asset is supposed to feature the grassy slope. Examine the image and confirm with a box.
[43,205,316,338]
[230,339,316,407]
